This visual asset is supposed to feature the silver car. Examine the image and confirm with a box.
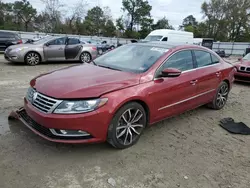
[4,36,98,65]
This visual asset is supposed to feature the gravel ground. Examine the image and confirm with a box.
[0,56,250,188]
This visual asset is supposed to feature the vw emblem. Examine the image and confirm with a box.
[32,92,38,103]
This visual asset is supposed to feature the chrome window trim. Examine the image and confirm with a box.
[158,89,215,111]
[154,48,221,79]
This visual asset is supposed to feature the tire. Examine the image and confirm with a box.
[110,46,115,50]
[107,102,147,149]
[80,52,91,63]
[209,81,229,110]
[25,52,41,66]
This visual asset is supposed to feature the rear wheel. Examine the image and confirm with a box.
[107,102,147,149]
[25,52,41,66]
[80,52,91,63]
[209,81,229,110]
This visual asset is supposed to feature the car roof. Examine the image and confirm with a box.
[130,41,205,50]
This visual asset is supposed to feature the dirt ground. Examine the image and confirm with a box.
[0,55,250,188]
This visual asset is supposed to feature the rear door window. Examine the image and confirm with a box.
[162,37,168,41]
[194,50,213,68]
[67,38,80,45]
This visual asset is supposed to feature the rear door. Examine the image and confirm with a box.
[65,38,82,60]
[43,37,66,61]
[149,50,198,122]
[192,50,222,104]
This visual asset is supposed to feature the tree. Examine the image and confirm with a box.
[82,6,105,36]
[182,15,198,27]
[12,0,37,31]
[41,0,64,33]
[103,19,116,37]
[152,17,174,30]
[122,0,152,31]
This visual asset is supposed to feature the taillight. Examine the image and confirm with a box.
[17,40,22,44]
[92,46,97,51]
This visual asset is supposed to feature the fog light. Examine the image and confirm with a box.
[50,129,90,137]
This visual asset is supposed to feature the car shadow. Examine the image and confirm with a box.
[233,81,250,86]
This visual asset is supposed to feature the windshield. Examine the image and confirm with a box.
[243,53,250,60]
[33,36,55,44]
[144,35,163,41]
[94,44,168,73]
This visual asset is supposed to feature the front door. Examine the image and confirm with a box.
[148,50,198,122]
[44,37,66,61]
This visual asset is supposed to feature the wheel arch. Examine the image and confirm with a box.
[222,79,230,88]
[112,98,151,126]
[24,51,42,62]
[80,51,92,61]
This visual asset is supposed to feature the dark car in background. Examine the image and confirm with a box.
[87,40,116,55]
[0,31,22,52]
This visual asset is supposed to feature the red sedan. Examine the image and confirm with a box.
[234,53,250,83]
[10,42,235,149]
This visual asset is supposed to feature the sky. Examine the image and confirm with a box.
[3,0,205,29]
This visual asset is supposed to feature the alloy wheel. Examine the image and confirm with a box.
[26,52,40,65]
[116,108,144,146]
[80,52,91,63]
[216,84,229,108]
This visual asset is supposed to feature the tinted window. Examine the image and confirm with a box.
[162,37,168,41]
[0,32,15,38]
[162,50,194,71]
[211,54,220,64]
[48,37,66,45]
[68,38,80,45]
[194,50,213,67]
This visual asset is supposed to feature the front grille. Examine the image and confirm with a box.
[239,66,250,73]
[235,75,250,82]
[26,87,62,113]
[18,109,93,140]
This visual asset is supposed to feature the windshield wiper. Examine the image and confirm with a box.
[97,65,122,71]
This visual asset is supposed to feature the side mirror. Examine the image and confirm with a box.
[161,68,182,77]
[45,43,50,46]
[238,57,242,61]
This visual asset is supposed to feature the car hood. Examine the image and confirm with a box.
[240,60,250,66]
[30,64,140,99]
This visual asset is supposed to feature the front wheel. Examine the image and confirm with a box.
[80,52,91,63]
[209,81,229,110]
[25,52,41,66]
[107,102,147,149]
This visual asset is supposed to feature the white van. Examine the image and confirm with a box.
[144,29,194,44]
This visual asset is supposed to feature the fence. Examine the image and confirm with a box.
[0,30,133,45]
[1,30,250,55]
[212,42,250,56]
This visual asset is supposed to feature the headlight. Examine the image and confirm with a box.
[53,98,108,114]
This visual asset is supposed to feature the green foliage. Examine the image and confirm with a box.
[152,17,174,30]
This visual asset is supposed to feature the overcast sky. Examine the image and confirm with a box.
[3,0,205,29]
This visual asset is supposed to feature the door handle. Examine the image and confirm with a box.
[190,80,198,85]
